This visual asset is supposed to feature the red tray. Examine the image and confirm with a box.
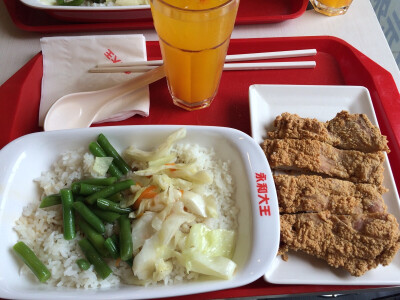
[3,0,308,33]
[1,36,400,298]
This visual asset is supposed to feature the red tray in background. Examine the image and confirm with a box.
[3,0,308,33]
[1,36,400,298]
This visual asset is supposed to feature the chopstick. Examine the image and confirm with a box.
[95,49,317,68]
[89,61,316,73]
[90,49,317,73]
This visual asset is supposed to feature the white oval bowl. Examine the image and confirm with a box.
[0,125,279,300]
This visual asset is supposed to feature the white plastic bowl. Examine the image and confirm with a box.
[19,0,152,22]
[0,125,279,300]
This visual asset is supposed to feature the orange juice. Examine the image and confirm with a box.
[311,0,353,16]
[150,0,240,110]
[319,0,352,8]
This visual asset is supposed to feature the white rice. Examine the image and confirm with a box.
[13,143,238,288]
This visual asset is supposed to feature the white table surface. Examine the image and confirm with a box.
[1,0,400,91]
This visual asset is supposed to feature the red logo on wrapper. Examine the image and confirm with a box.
[104,49,121,63]
[104,49,131,74]
[255,172,271,216]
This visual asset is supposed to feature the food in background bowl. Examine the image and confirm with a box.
[19,0,153,23]
[40,0,149,6]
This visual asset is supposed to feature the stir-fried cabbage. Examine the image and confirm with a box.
[91,157,113,177]
[151,174,192,191]
[158,202,196,245]
[186,223,236,259]
[148,154,177,168]
[126,128,237,283]
[131,212,156,252]
[167,169,213,185]
[151,202,173,231]
[181,191,207,217]
[125,128,186,162]
[175,224,237,280]
[132,234,163,281]
[177,250,237,280]
[204,195,218,218]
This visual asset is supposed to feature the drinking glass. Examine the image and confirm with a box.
[310,0,354,16]
[150,0,240,111]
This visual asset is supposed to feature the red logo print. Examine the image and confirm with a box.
[255,172,271,217]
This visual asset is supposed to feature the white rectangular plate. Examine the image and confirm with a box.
[249,84,400,285]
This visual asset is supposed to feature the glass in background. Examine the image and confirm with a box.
[310,0,353,16]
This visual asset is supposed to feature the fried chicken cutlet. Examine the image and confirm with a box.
[275,174,387,214]
[279,211,400,276]
[263,139,385,186]
[266,111,398,277]
[268,111,389,152]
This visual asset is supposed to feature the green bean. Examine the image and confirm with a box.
[76,177,118,186]
[76,258,91,271]
[78,239,112,279]
[73,201,105,234]
[97,198,132,214]
[85,179,134,205]
[108,192,124,203]
[110,233,119,248]
[89,142,123,178]
[39,194,61,208]
[75,183,107,195]
[71,183,80,194]
[60,189,75,240]
[97,134,131,175]
[71,177,118,194]
[13,241,51,283]
[91,208,121,223]
[104,237,119,259]
[119,215,133,261]
[75,196,85,202]
[77,218,108,257]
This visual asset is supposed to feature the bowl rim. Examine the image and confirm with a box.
[19,0,151,11]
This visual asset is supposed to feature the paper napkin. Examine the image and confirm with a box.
[39,34,149,127]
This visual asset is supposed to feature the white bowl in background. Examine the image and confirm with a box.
[19,0,152,22]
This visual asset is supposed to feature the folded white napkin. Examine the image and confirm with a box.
[39,34,149,127]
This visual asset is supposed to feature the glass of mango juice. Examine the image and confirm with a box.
[150,0,240,111]
[310,0,353,16]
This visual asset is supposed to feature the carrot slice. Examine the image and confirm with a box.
[133,185,159,210]
[138,185,158,200]
[165,163,177,172]
[115,257,121,267]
